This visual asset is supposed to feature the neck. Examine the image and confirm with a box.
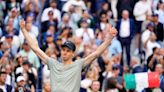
[63,60,73,65]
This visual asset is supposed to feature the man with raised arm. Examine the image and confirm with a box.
[19,20,117,92]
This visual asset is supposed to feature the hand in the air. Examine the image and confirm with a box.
[104,24,118,39]
[19,20,26,29]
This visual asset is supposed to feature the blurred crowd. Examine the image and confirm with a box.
[0,0,163,92]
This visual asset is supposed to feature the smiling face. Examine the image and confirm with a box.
[61,47,74,62]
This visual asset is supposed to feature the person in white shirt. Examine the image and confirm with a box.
[116,10,135,66]
[133,0,152,54]
[19,22,38,45]
[75,19,95,44]
[41,1,61,23]
[62,0,87,12]
[144,32,161,59]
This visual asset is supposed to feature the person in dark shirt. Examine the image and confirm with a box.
[152,14,164,43]
[147,47,160,71]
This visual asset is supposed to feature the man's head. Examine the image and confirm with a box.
[0,72,7,85]
[50,1,57,8]
[152,14,158,22]
[11,7,18,18]
[23,41,30,52]
[122,10,129,20]
[80,19,88,28]
[90,80,100,92]
[147,22,154,31]
[16,76,26,87]
[61,41,76,61]
[155,64,163,75]
[22,60,31,71]
[100,11,108,22]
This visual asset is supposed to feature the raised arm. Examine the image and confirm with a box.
[20,20,49,64]
[83,25,117,66]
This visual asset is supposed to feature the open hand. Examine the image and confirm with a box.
[19,20,26,29]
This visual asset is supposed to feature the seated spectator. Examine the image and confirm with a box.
[18,41,40,69]
[41,1,61,23]
[0,71,13,92]
[155,64,164,92]
[4,8,22,31]
[144,32,161,59]
[147,47,161,71]
[62,0,87,12]
[42,80,51,92]
[103,77,119,92]
[4,17,19,35]
[75,19,95,44]
[152,14,164,46]
[130,56,144,73]
[59,26,73,43]
[15,76,35,92]
[19,22,38,45]
[0,34,20,57]
[87,80,101,92]
[78,10,96,28]
[41,10,58,33]
[23,1,39,20]
[15,60,37,90]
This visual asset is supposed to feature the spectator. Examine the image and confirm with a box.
[144,32,160,59]
[75,19,95,43]
[97,11,115,31]
[141,22,154,49]
[41,1,61,23]
[133,0,152,54]
[147,47,161,71]
[130,56,144,73]
[152,14,164,45]
[0,0,5,23]
[4,7,22,31]
[154,2,164,24]
[5,0,21,13]
[78,10,96,29]
[18,41,40,69]
[116,10,135,66]
[62,0,87,12]
[23,1,39,20]
[42,81,51,92]
[0,71,13,92]
[41,10,58,33]
[87,80,101,92]
[15,60,37,90]
[0,34,20,57]
[15,76,34,92]
[108,37,122,61]
[19,22,38,45]
[155,64,164,92]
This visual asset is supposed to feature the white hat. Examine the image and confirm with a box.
[17,76,25,82]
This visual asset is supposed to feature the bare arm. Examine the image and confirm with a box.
[20,20,49,64]
[83,25,117,66]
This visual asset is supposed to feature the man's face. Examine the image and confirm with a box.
[155,65,163,74]
[23,43,30,52]
[100,14,108,22]
[61,47,74,61]
[91,81,100,92]
[0,74,7,85]
[18,80,25,87]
